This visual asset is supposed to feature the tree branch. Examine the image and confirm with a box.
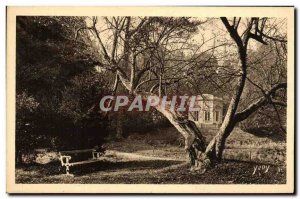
[234,83,287,123]
[220,17,244,48]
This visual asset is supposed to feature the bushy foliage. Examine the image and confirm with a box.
[58,71,111,149]
[16,16,108,163]
[16,92,39,163]
[121,110,171,136]
[240,105,286,141]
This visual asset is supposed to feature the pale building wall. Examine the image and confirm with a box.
[188,94,223,128]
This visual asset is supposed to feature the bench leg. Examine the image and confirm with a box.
[66,165,70,175]
[92,152,102,159]
[63,168,74,177]
[65,165,73,176]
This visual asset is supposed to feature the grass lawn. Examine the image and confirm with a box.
[15,127,286,184]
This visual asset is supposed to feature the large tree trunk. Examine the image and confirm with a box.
[205,62,247,162]
[204,18,249,162]
[205,69,246,161]
[154,104,211,173]
[117,72,214,172]
[115,21,249,171]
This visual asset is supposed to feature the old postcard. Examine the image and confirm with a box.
[6,6,294,193]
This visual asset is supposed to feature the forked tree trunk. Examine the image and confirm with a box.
[205,74,246,162]
[153,54,247,170]
[116,45,248,172]
[117,73,217,172]
[205,69,246,161]
[154,104,211,173]
[203,20,249,161]
[205,123,235,162]
[117,62,248,173]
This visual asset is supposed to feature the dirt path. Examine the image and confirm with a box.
[94,150,189,176]
[105,150,184,161]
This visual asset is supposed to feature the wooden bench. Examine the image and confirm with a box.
[59,149,104,175]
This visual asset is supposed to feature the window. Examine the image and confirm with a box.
[195,111,199,121]
[204,111,210,121]
[191,111,199,121]
[215,111,220,122]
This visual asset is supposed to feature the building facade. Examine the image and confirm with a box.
[188,94,224,128]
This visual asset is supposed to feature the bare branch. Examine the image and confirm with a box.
[234,83,287,123]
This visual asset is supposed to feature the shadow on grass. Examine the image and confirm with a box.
[17,159,183,176]
[16,158,286,184]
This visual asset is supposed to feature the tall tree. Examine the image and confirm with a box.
[203,17,287,166]
[16,16,105,159]
[79,16,287,172]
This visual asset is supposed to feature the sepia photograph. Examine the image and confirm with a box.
[6,6,294,193]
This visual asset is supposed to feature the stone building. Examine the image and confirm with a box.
[188,94,224,128]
